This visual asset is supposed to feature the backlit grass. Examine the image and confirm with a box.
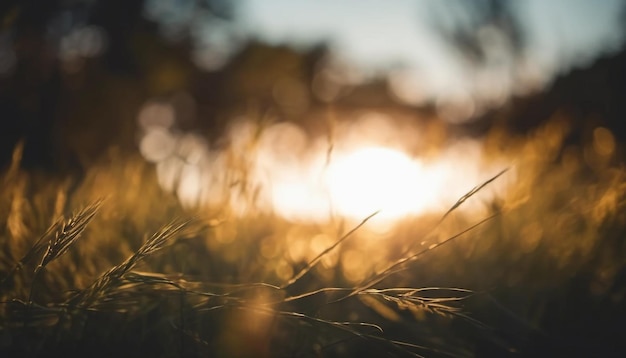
[1,116,625,357]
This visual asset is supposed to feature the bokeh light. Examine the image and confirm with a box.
[3,1,626,356]
[136,96,509,227]
[139,127,177,163]
[58,25,107,73]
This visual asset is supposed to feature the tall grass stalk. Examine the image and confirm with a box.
[0,159,509,357]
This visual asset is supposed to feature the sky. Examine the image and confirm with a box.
[234,0,625,106]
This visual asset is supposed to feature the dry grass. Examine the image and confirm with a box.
[1,117,625,357]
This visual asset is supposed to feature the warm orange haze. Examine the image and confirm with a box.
[1,1,626,357]
[138,101,510,224]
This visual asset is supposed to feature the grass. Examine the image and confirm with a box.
[1,117,625,357]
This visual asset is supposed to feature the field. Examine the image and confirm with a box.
[1,115,625,357]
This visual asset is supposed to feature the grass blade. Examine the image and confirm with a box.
[281,211,378,289]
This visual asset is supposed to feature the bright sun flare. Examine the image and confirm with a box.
[324,147,442,221]
[141,113,503,224]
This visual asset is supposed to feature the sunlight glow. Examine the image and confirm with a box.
[137,100,508,225]
[325,147,440,221]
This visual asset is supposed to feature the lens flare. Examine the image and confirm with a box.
[137,105,507,225]
[325,147,442,221]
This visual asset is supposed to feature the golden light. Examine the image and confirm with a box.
[137,103,507,226]
[324,147,441,221]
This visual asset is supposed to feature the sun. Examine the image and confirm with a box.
[145,116,498,225]
[324,147,442,221]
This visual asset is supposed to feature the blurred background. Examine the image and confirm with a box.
[1,0,625,170]
[2,0,626,356]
